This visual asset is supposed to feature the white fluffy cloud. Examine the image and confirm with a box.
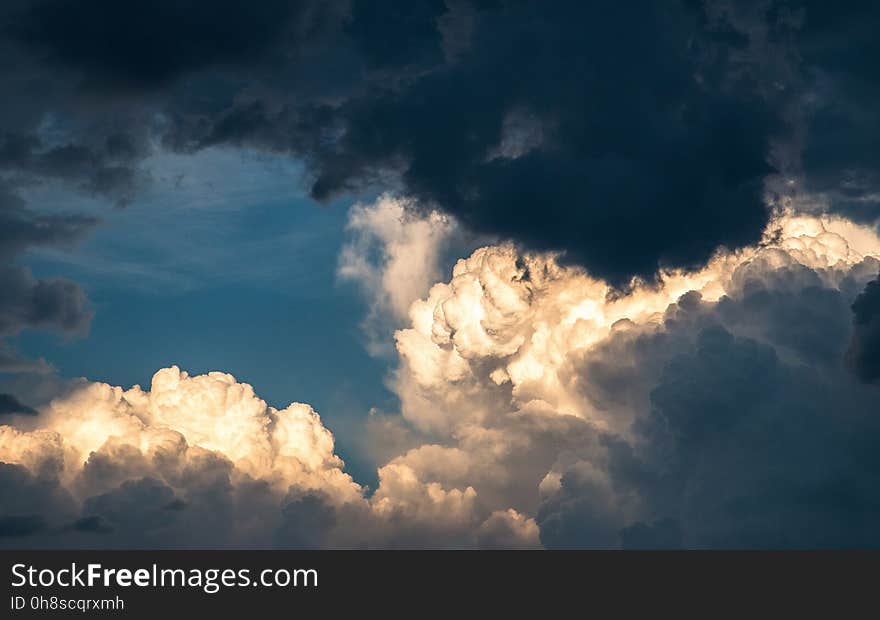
[338,195,458,355]
[0,365,538,548]
[377,208,880,547]
[2,207,880,548]
[395,211,879,432]
[0,367,369,547]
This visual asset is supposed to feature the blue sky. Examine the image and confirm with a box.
[13,148,394,484]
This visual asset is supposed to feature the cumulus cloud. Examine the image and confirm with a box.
[381,209,880,548]
[3,210,880,548]
[338,195,458,354]
[0,367,364,547]
[0,1,877,430]
[0,365,534,548]
[3,0,880,550]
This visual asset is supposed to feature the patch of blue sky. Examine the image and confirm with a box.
[13,146,391,485]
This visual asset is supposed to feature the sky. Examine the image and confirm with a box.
[9,148,397,484]
[1,0,880,549]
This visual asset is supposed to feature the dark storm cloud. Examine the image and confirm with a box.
[847,275,880,383]
[0,199,96,337]
[7,0,302,89]
[0,184,95,370]
[0,393,36,415]
[0,462,77,544]
[276,491,338,549]
[306,0,788,283]
[149,1,879,279]
[0,36,102,363]
[0,515,46,537]
[0,131,143,205]
[0,186,96,260]
[63,515,114,535]
[83,478,183,535]
[792,1,880,224]
[640,327,880,548]
[345,0,449,69]
[619,518,682,550]
[0,1,783,287]
[538,255,880,548]
[0,265,92,336]
[0,0,877,284]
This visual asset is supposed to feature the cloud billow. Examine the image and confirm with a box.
[4,0,877,282]
[0,1,876,385]
[308,1,786,283]
[4,209,879,548]
[2,1,880,549]
[385,210,880,548]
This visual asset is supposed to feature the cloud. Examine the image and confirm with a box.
[0,393,36,416]
[338,195,458,354]
[0,183,95,406]
[310,0,793,284]
[0,2,876,419]
[0,365,529,547]
[476,509,541,549]
[382,210,880,548]
[619,518,682,550]
[0,366,363,547]
[0,265,92,337]
[792,2,880,224]
[603,320,880,548]
[0,514,47,538]
[3,211,880,547]
[7,0,308,90]
[0,189,96,339]
[1,0,879,547]
[846,275,880,383]
[6,0,874,285]
[0,462,77,542]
